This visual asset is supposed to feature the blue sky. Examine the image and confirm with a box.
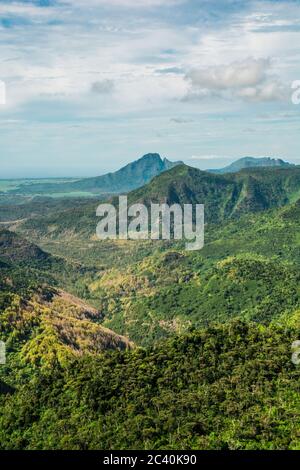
[0,0,300,177]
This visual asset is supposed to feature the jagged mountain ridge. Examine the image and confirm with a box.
[126,164,300,221]
[10,153,181,195]
[16,163,300,239]
[208,156,295,174]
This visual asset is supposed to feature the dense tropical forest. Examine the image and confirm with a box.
[0,155,300,450]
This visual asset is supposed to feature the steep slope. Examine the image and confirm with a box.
[0,229,50,265]
[0,227,98,282]
[0,288,132,367]
[95,252,300,346]
[0,233,133,369]
[17,197,300,344]
[209,156,295,174]
[68,153,180,193]
[87,199,300,345]
[10,153,181,196]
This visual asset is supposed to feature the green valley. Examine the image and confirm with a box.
[1,156,300,451]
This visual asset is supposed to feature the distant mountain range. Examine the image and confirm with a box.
[12,153,182,195]
[127,163,300,222]
[9,154,297,197]
[17,163,300,240]
[208,157,295,174]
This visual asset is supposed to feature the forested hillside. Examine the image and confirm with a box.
[0,230,132,373]
[2,0,300,455]
[0,161,300,450]
[1,321,299,450]
[14,164,300,242]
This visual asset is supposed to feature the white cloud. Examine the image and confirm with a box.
[185,58,287,102]
[237,80,286,101]
[0,1,297,117]
[63,0,185,7]
[186,58,268,90]
[0,2,57,18]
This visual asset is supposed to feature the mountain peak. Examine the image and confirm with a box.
[208,156,295,174]
[13,153,182,196]
[139,152,162,161]
[136,153,182,169]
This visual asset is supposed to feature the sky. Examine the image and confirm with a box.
[0,0,300,178]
